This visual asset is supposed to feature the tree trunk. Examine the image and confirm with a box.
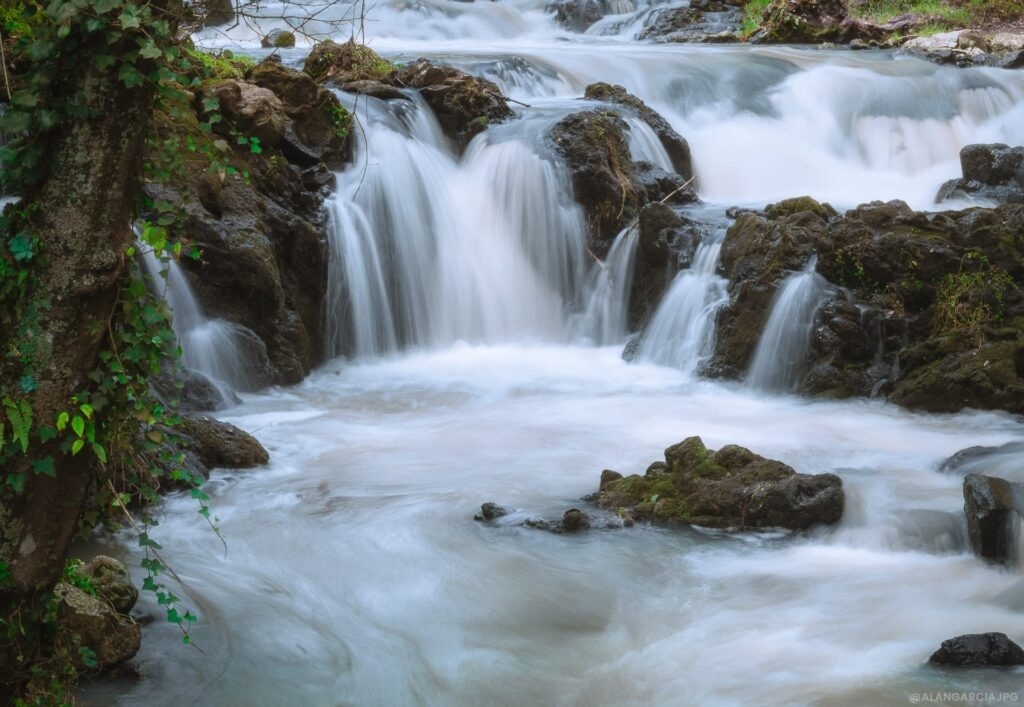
[0,10,163,699]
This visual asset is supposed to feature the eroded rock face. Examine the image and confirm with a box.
[709,197,1024,414]
[937,144,1024,206]
[963,474,1023,564]
[929,633,1024,667]
[597,436,844,530]
[146,59,344,385]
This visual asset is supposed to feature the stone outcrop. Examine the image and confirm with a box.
[145,58,346,386]
[596,436,844,530]
[637,2,743,43]
[929,633,1024,667]
[708,197,1024,414]
[937,143,1024,206]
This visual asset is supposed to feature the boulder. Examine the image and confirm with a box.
[549,109,638,254]
[391,60,513,150]
[80,556,138,615]
[902,30,1024,69]
[261,29,296,49]
[597,436,844,529]
[55,583,141,672]
[548,0,606,32]
[474,502,514,521]
[749,0,848,43]
[962,474,1023,564]
[936,144,1024,206]
[929,633,1024,667]
[200,80,287,148]
[179,415,270,469]
[637,5,743,43]
[583,82,694,179]
[303,39,393,85]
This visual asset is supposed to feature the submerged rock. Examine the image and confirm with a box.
[597,436,844,530]
[937,143,1024,206]
[963,473,1023,564]
[474,502,514,521]
[929,633,1024,667]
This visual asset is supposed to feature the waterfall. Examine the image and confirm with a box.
[139,249,254,402]
[622,115,674,172]
[634,234,728,374]
[325,93,592,358]
[575,225,639,345]
[746,256,828,394]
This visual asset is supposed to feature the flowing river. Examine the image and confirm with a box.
[93,0,1024,704]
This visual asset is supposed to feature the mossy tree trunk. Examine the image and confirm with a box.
[0,3,169,698]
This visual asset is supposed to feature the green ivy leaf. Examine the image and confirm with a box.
[18,375,37,393]
[31,457,56,477]
[71,415,85,437]
[138,39,162,60]
[118,64,145,89]
[93,0,123,14]
[8,235,35,262]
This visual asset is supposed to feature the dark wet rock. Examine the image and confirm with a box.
[261,29,296,49]
[194,0,234,27]
[55,583,141,672]
[963,474,1023,564]
[708,196,1024,414]
[597,436,844,530]
[474,502,514,521]
[940,441,1024,475]
[583,82,694,179]
[523,508,617,533]
[548,0,605,32]
[146,59,342,385]
[178,415,270,470]
[550,109,638,254]
[80,556,138,615]
[151,365,238,413]
[929,633,1024,667]
[341,80,409,101]
[391,60,513,150]
[637,4,742,43]
[936,144,1024,206]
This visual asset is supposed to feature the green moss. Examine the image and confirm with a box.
[741,0,772,35]
[184,47,256,81]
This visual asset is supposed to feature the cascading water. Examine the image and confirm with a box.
[91,5,1024,707]
[747,256,829,394]
[325,93,592,357]
[634,229,728,373]
[575,225,638,345]
[139,249,254,401]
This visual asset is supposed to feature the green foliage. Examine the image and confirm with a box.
[932,252,1016,345]
[61,560,97,597]
[182,46,255,81]
[331,103,351,139]
[742,0,773,35]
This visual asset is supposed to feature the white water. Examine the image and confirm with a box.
[575,225,638,345]
[92,3,1024,706]
[635,232,728,373]
[139,250,256,399]
[747,256,830,393]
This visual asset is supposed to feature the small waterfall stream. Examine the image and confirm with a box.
[747,256,829,393]
[634,232,728,373]
[139,250,253,401]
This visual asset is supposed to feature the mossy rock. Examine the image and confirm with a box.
[303,39,393,85]
[597,436,844,530]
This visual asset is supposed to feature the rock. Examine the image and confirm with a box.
[902,30,1024,68]
[561,508,592,532]
[55,583,142,672]
[548,0,606,32]
[151,365,238,413]
[940,441,1024,476]
[583,82,694,179]
[936,144,1024,206]
[524,508,613,533]
[261,29,296,49]
[929,633,1024,667]
[391,60,512,150]
[195,0,233,27]
[80,556,138,615]
[145,61,339,385]
[303,39,393,85]
[474,502,514,521]
[341,80,409,101]
[962,474,1023,564]
[549,109,638,254]
[597,436,844,530]
[707,197,1024,415]
[178,415,270,469]
[200,80,287,148]
[637,4,743,43]
[749,0,848,43]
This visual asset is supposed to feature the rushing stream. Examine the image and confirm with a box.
[91,0,1024,704]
